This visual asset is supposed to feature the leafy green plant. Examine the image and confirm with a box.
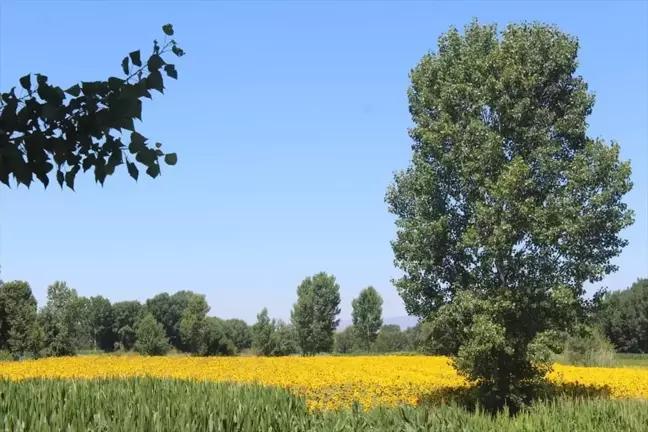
[1,378,648,431]
[0,24,184,189]
[134,313,169,356]
[564,328,617,367]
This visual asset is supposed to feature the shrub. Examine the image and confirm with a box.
[134,314,169,356]
[564,328,617,367]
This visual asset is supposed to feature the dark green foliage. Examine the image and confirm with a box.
[179,294,210,354]
[373,325,409,354]
[351,286,383,351]
[134,313,169,356]
[112,301,143,350]
[223,318,253,351]
[0,24,184,189]
[179,294,235,356]
[335,326,359,354]
[291,272,341,355]
[201,317,236,356]
[252,308,275,356]
[88,296,117,352]
[145,290,194,351]
[385,20,634,412]
[252,309,298,356]
[39,281,80,357]
[2,379,648,431]
[598,278,648,353]
[0,280,38,359]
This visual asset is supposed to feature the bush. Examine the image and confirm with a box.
[134,314,169,356]
[564,328,617,367]
[0,350,13,362]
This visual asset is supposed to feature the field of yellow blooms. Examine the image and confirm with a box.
[2,355,648,411]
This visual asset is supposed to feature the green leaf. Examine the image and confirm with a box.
[171,46,185,57]
[108,77,124,91]
[35,74,48,86]
[19,74,31,92]
[56,170,64,188]
[127,162,139,181]
[147,55,165,73]
[82,155,96,172]
[64,169,77,191]
[129,50,142,67]
[146,71,164,94]
[162,24,174,36]
[164,153,178,166]
[155,142,162,149]
[164,65,178,80]
[122,56,129,75]
[64,84,81,97]
[117,116,135,132]
[146,163,161,178]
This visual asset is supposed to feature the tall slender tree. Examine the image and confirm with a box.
[351,286,383,351]
[0,280,38,359]
[291,272,341,355]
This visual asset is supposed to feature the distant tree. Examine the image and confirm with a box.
[146,290,194,351]
[74,297,94,350]
[135,313,169,356]
[201,317,236,356]
[0,280,38,359]
[179,294,210,355]
[335,326,358,354]
[252,308,275,356]
[40,281,81,357]
[402,322,422,352]
[598,278,648,353]
[0,24,184,190]
[272,320,299,356]
[385,20,634,411]
[351,286,383,351]
[373,324,409,353]
[291,272,341,355]
[88,296,116,352]
[223,319,252,351]
[112,300,143,350]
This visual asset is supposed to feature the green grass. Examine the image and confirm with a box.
[615,353,648,368]
[1,378,648,431]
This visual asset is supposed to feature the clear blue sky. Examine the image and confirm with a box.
[1,1,646,324]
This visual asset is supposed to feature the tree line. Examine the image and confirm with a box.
[0,273,433,359]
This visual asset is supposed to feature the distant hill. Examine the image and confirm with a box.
[337,316,419,332]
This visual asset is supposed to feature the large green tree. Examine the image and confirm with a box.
[179,294,210,355]
[0,24,184,189]
[251,308,276,356]
[112,300,143,350]
[134,313,169,356]
[385,20,634,411]
[223,318,253,351]
[598,278,648,353]
[0,280,38,359]
[88,296,117,352]
[351,286,383,351]
[291,272,341,355]
[40,281,81,357]
[145,290,194,351]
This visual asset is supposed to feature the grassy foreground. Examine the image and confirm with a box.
[1,378,648,432]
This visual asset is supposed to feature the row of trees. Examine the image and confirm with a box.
[597,278,648,353]
[0,280,252,359]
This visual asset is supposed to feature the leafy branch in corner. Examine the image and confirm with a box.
[0,23,185,190]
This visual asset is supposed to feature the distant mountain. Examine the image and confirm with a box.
[337,316,419,332]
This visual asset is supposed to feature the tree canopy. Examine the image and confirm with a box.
[598,278,648,353]
[386,20,634,412]
[351,286,383,351]
[0,24,184,189]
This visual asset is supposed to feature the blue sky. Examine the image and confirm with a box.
[1,1,646,324]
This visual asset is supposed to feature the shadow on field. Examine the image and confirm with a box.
[417,381,613,415]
